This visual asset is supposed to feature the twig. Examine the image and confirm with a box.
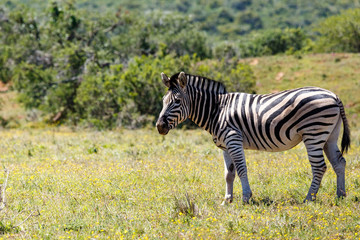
[9,208,32,221]
[13,210,40,228]
[0,169,10,211]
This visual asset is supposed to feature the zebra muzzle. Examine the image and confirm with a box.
[156,117,169,135]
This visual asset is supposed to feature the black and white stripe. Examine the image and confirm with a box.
[156,72,350,203]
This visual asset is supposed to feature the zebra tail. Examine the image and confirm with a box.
[337,98,351,154]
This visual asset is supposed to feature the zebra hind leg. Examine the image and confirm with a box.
[324,142,346,198]
[221,151,236,205]
[303,142,327,202]
[323,120,346,198]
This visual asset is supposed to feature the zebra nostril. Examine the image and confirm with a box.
[156,120,169,135]
[156,116,169,130]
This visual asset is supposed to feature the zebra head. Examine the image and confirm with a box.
[156,72,190,135]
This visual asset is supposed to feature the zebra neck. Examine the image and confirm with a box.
[188,87,222,133]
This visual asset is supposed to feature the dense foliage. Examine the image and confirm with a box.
[0,2,256,128]
[238,28,308,57]
[314,8,360,53]
[4,0,359,39]
[0,1,360,128]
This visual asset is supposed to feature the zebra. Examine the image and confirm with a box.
[156,72,351,204]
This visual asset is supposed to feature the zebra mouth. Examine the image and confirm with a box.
[156,117,170,135]
[157,126,169,135]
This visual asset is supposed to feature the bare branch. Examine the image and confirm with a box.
[0,168,10,211]
[103,20,123,33]
[13,210,40,228]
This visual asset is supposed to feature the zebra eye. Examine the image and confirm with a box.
[175,98,181,104]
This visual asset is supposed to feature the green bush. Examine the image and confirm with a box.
[239,28,308,57]
[0,46,13,83]
[314,8,360,53]
[72,54,192,128]
[73,54,256,129]
[12,63,55,109]
[148,13,211,59]
[213,42,238,61]
[191,58,256,93]
[75,68,121,129]
[115,54,193,128]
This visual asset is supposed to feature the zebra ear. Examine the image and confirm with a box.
[178,72,187,88]
[161,72,170,88]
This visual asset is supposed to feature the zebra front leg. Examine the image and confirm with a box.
[221,150,236,205]
[224,130,252,203]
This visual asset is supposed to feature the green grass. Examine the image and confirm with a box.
[0,128,359,239]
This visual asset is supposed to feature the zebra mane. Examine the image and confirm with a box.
[169,72,227,94]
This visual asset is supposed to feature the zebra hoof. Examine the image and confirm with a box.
[221,201,228,206]
[303,196,316,203]
[336,189,346,198]
[242,191,252,204]
[221,199,233,206]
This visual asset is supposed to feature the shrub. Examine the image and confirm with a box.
[239,28,308,57]
[314,8,360,53]
[73,54,193,128]
[75,67,122,129]
[12,63,55,109]
[213,42,238,61]
[73,54,256,128]
[191,58,256,93]
[148,12,211,59]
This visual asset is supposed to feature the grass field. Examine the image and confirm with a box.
[0,53,359,239]
[0,128,359,239]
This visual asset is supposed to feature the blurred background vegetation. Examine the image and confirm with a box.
[0,0,359,129]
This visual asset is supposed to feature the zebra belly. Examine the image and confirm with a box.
[242,133,302,152]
